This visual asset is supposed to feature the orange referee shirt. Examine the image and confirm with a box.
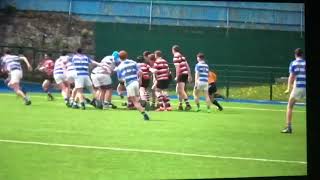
[208,71,217,84]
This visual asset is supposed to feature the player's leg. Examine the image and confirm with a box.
[209,83,223,111]
[193,85,200,112]
[204,89,212,113]
[42,79,53,100]
[162,89,172,111]
[176,83,183,110]
[127,82,149,120]
[179,81,191,110]
[8,71,31,105]
[282,97,296,133]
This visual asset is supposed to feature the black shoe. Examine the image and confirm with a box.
[120,95,124,99]
[81,104,86,110]
[85,98,92,104]
[281,127,292,134]
[48,94,54,101]
[110,103,117,109]
[143,113,150,121]
[25,100,31,105]
[185,105,192,111]
[121,102,128,106]
[218,107,223,111]
[72,104,79,109]
[178,105,183,111]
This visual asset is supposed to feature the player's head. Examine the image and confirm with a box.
[4,48,11,54]
[143,51,151,60]
[76,48,83,54]
[154,50,162,58]
[136,56,144,63]
[61,50,68,56]
[172,45,181,53]
[119,50,128,61]
[197,52,205,62]
[148,53,156,65]
[294,48,303,59]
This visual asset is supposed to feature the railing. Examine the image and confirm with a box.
[0,45,291,101]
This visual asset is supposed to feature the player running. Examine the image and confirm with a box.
[53,50,70,106]
[1,48,32,105]
[151,50,172,111]
[282,48,306,134]
[115,50,150,120]
[193,53,212,112]
[36,53,55,100]
[136,55,151,110]
[172,45,192,111]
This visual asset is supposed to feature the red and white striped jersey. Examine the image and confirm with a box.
[39,59,54,76]
[153,58,170,81]
[173,52,189,75]
[138,63,151,80]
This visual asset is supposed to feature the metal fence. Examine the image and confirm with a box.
[0,45,291,101]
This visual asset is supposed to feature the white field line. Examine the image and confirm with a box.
[0,139,307,165]
[0,93,306,113]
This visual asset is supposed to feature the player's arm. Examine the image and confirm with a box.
[186,61,192,82]
[20,56,33,71]
[285,73,296,94]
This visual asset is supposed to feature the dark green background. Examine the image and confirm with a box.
[95,22,305,68]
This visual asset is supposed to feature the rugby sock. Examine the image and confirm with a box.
[212,100,222,109]
[64,98,69,103]
[196,103,200,109]
[287,123,292,129]
[184,99,190,106]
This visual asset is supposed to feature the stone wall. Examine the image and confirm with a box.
[0,11,95,54]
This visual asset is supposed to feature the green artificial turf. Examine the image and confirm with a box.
[0,93,307,180]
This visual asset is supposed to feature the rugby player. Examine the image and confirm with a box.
[193,53,211,112]
[172,45,192,111]
[53,50,70,106]
[147,53,158,110]
[70,48,109,110]
[282,48,306,134]
[152,50,172,111]
[91,54,117,109]
[115,50,150,120]
[136,55,151,110]
[1,48,32,105]
[37,53,55,100]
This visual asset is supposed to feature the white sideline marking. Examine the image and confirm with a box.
[0,139,306,165]
[0,93,306,113]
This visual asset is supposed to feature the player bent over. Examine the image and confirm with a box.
[53,51,70,106]
[91,55,116,109]
[115,50,150,120]
[193,53,212,112]
[282,48,306,134]
[1,48,32,105]
[151,50,172,111]
[36,53,55,100]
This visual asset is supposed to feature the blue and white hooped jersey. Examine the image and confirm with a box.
[289,59,306,88]
[195,61,209,83]
[70,53,92,76]
[115,59,139,87]
[1,54,22,71]
[54,55,68,75]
